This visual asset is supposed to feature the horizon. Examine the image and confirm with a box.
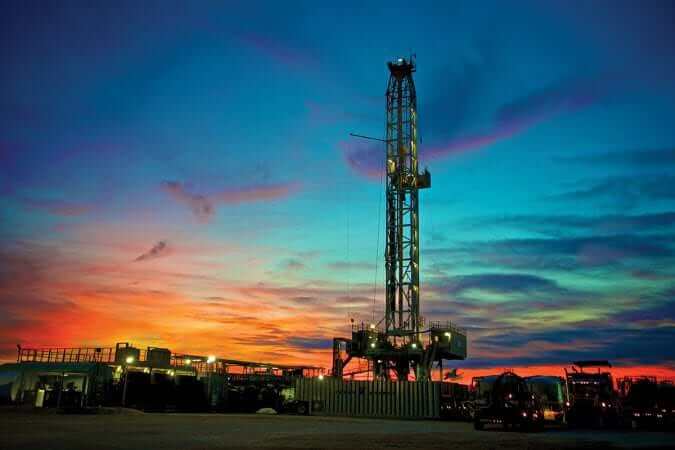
[2,1,675,379]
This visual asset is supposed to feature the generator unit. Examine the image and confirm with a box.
[114,342,140,365]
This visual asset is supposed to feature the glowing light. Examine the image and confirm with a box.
[370,342,376,348]
[125,356,135,364]
[411,343,417,349]
[318,374,324,381]
[185,359,191,366]
[168,370,175,376]
[207,355,216,364]
[369,323,376,330]
[444,332,451,338]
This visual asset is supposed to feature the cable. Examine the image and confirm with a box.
[372,160,385,323]
[347,183,351,307]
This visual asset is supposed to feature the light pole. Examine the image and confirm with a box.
[121,355,134,407]
[206,356,216,408]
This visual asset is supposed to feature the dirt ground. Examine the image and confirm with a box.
[0,410,673,450]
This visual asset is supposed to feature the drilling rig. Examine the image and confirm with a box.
[333,57,467,381]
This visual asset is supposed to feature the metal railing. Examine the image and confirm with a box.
[427,320,467,335]
[16,344,325,379]
[17,346,116,364]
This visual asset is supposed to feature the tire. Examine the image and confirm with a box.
[296,403,307,415]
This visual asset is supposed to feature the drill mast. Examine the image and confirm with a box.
[384,58,429,338]
[332,57,466,382]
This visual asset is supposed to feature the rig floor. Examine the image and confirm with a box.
[1,409,672,450]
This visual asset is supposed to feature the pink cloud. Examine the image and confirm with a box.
[342,77,609,178]
[161,180,301,222]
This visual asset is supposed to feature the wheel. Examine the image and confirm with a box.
[296,402,307,415]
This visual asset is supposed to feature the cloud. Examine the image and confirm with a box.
[281,258,305,271]
[134,241,169,262]
[422,37,499,144]
[161,181,213,221]
[562,147,675,167]
[469,212,675,235]
[630,269,673,281]
[286,337,333,350]
[555,175,675,209]
[429,234,675,271]
[161,180,300,222]
[463,323,675,367]
[427,286,675,366]
[439,273,566,296]
[612,287,675,324]
[1,238,674,368]
[342,77,610,178]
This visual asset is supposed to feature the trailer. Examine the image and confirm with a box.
[473,372,544,431]
[618,377,675,430]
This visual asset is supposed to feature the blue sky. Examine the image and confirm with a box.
[1,0,675,373]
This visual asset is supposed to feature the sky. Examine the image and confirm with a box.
[2,0,675,381]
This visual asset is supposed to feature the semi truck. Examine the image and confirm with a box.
[565,360,619,428]
[473,372,544,431]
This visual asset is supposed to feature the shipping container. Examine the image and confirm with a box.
[295,378,441,419]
